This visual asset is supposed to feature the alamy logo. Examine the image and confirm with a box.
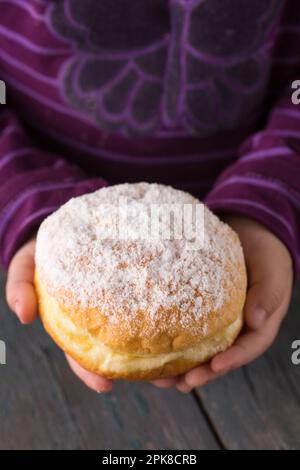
[0,340,6,365]
[94,197,205,251]
[0,80,6,104]
[291,80,300,105]
[291,340,300,365]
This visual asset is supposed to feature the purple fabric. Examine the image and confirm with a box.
[0,0,300,277]
[0,111,107,266]
[49,0,283,137]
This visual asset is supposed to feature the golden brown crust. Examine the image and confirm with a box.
[35,183,248,369]
[34,183,248,380]
[35,270,244,380]
[40,306,206,380]
[36,232,247,357]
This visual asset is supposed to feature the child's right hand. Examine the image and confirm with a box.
[5,238,113,393]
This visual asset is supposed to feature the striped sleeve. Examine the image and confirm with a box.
[206,0,300,277]
[205,94,300,276]
[0,109,107,268]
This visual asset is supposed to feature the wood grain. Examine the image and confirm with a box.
[1,265,299,450]
[0,270,218,450]
[195,283,300,450]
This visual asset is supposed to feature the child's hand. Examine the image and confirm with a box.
[152,215,294,393]
[5,237,113,393]
[5,215,294,394]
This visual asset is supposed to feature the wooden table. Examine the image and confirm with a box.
[0,269,299,450]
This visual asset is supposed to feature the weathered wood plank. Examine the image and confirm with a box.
[196,283,300,450]
[0,270,219,450]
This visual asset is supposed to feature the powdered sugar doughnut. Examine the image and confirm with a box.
[34,183,246,380]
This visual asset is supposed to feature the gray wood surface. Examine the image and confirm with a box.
[0,269,299,450]
[0,270,218,450]
[195,285,300,450]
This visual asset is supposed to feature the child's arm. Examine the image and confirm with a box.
[152,2,300,392]
[0,109,107,268]
[153,92,299,392]
[153,215,293,392]
[1,109,112,392]
[206,94,300,279]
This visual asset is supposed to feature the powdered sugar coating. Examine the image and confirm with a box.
[35,183,244,331]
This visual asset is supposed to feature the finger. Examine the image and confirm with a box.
[243,240,292,330]
[150,377,179,389]
[6,239,37,324]
[176,371,193,393]
[177,364,221,391]
[211,313,281,373]
[176,364,221,392]
[176,382,192,393]
[66,354,113,393]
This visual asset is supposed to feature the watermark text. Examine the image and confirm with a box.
[291,340,300,365]
[0,340,6,365]
[0,80,6,104]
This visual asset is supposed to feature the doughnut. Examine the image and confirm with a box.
[34,183,247,381]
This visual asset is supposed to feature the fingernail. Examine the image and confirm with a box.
[14,300,20,314]
[14,302,25,324]
[212,361,232,374]
[96,388,111,394]
[252,307,267,329]
[215,366,232,376]
[213,365,227,374]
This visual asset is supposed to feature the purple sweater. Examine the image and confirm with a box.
[1,0,300,275]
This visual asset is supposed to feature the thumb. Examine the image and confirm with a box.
[6,238,37,324]
[244,240,292,331]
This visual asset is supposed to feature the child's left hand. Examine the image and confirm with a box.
[152,214,294,393]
